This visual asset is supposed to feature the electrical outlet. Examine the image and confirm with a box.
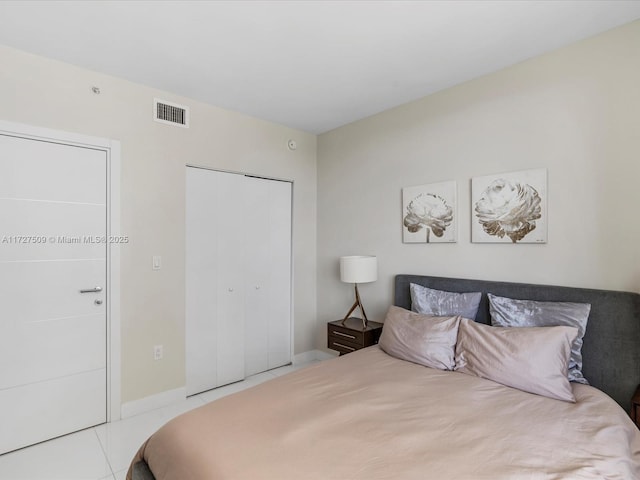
[153,345,163,360]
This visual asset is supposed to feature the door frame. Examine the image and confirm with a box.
[0,119,121,423]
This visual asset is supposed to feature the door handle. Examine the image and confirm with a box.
[80,287,103,294]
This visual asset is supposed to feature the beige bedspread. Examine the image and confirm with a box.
[128,347,640,480]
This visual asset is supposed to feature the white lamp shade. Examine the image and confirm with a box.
[340,256,377,284]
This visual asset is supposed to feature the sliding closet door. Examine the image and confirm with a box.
[244,177,292,376]
[186,167,245,396]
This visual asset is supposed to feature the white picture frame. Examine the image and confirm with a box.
[471,168,547,244]
[402,180,457,243]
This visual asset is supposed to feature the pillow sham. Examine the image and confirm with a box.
[410,283,482,320]
[379,305,461,371]
[454,318,578,402]
[488,293,591,384]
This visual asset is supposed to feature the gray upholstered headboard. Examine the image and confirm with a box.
[394,274,640,409]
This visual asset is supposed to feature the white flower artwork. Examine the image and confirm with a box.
[402,181,457,243]
[471,168,547,243]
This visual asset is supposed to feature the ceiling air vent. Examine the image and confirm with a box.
[153,98,189,128]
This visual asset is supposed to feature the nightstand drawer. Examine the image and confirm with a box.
[327,337,360,354]
[328,324,364,345]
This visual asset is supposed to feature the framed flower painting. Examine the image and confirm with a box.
[471,168,547,243]
[402,181,457,243]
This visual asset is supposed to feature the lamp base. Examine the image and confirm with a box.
[341,283,368,330]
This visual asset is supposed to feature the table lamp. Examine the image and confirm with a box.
[340,255,377,329]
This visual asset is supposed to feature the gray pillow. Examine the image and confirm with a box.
[488,293,591,384]
[379,306,461,371]
[410,283,482,320]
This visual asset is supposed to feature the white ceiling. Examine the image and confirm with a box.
[1,1,639,134]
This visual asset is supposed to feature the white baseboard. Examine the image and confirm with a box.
[120,386,186,419]
[293,349,338,364]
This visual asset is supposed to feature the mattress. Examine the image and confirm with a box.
[128,346,640,479]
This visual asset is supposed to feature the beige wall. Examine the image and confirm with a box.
[0,45,317,403]
[317,20,640,348]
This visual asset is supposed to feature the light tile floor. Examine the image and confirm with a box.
[0,361,319,480]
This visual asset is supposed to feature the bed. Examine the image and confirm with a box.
[127,275,640,480]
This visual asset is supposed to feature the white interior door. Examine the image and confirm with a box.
[0,134,107,454]
[245,177,292,375]
[244,178,271,376]
[186,168,291,392]
[186,167,219,395]
[186,167,245,396]
[214,172,245,387]
[266,179,292,370]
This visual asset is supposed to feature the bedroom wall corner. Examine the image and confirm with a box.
[316,20,640,350]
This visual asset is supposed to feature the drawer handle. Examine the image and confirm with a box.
[333,342,355,351]
[332,331,356,339]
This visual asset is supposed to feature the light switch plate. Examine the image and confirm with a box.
[153,345,163,360]
[152,256,161,270]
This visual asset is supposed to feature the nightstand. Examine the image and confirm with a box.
[327,317,383,355]
[631,385,640,428]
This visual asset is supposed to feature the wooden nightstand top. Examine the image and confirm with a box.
[328,317,383,332]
